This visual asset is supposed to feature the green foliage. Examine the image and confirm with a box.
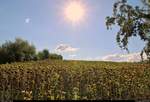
[0,39,63,64]
[37,52,44,60]
[106,0,150,61]
[0,60,149,101]
[43,49,49,59]
[37,49,49,60]
[37,49,63,60]
[0,38,36,64]
[49,53,63,60]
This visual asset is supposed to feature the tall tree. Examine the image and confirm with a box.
[106,0,150,61]
[43,49,50,59]
[0,38,36,64]
[37,49,50,60]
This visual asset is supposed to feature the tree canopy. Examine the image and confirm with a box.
[37,49,50,60]
[0,38,36,64]
[0,38,63,64]
[106,0,150,61]
[37,49,63,60]
[49,53,63,60]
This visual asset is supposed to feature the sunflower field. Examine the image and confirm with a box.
[0,60,150,101]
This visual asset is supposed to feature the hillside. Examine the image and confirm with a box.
[0,60,150,101]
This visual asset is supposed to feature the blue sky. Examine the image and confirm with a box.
[0,0,145,61]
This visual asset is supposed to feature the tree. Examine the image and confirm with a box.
[37,52,44,60]
[37,49,49,60]
[43,49,50,59]
[49,53,63,60]
[106,0,150,61]
[0,38,63,64]
[37,49,63,60]
[0,38,36,64]
[13,38,36,61]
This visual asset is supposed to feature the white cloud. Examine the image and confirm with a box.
[25,18,31,24]
[80,52,147,62]
[100,52,147,62]
[55,44,79,53]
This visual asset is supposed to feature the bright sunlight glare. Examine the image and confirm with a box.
[64,1,86,24]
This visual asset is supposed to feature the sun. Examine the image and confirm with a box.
[64,1,85,24]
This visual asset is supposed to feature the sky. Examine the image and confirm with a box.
[0,0,146,62]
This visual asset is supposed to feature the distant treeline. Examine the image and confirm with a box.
[0,38,63,64]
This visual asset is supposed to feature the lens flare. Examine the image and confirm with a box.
[64,1,85,24]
